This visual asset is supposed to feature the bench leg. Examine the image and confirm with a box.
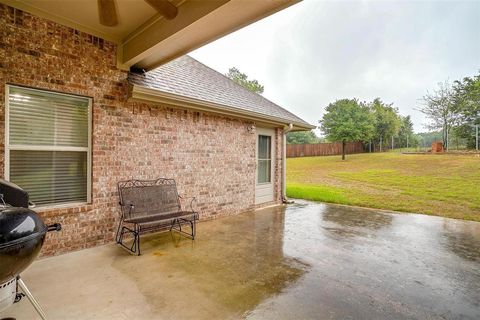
[136,224,141,256]
[115,219,123,243]
[191,219,196,240]
[169,218,182,232]
[116,223,141,255]
[170,218,196,240]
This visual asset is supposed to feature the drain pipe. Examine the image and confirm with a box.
[282,123,294,204]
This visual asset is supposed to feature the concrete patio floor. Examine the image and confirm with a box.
[1,200,479,320]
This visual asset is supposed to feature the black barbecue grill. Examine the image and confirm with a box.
[0,179,61,319]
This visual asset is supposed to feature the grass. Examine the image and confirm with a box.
[286,152,480,221]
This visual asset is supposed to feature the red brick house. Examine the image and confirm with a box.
[0,1,313,255]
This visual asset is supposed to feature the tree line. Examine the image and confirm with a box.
[318,98,415,159]
[287,100,417,151]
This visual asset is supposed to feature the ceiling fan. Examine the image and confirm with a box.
[98,0,178,27]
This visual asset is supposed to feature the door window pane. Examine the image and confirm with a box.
[258,159,271,183]
[258,135,271,159]
[258,135,272,183]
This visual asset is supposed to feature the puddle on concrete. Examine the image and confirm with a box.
[441,221,480,261]
[250,201,480,320]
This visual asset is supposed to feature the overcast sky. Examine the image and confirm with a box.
[190,0,480,133]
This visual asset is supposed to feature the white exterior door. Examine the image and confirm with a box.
[255,128,275,204]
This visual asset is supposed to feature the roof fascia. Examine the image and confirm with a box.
[129,85,315,130]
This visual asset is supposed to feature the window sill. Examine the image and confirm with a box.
[35,202,92,214]
[256,182,272,186]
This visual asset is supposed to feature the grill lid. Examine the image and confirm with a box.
[0,207,46,250]
[0,207,48,284]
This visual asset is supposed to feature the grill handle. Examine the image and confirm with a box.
[47,223,62,232]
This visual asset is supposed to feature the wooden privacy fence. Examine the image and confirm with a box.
[286,142,364,158]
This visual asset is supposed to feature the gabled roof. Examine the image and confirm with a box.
[128,56,314,130]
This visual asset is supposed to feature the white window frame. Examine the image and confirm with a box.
[4,84,92,207]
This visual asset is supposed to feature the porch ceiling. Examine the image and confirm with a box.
[1,0,300,71]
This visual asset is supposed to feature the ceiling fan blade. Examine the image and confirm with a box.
[144,0,178,20]
[98,0,118,26]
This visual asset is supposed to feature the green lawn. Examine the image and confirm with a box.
[286,152,480,221]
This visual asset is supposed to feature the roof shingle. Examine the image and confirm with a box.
[128,56,312,128]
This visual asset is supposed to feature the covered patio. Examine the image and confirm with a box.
[2,201,479,320]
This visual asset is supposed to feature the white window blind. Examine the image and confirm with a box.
[6,86,91,206]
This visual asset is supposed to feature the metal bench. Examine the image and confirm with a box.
[116,178,198,255]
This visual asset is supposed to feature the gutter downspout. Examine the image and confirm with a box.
[282,124,294,204]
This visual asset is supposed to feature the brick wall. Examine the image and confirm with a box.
[0,5,284,256]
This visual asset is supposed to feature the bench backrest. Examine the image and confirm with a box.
[118,178,181,219]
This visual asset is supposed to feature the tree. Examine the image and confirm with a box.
[451,72,480,148]
[398,115,417,148]
[225,67,264,94]
[370,98,401,151]
[420,81,457,149]
[286,131,322,144]
[320,99,374,160]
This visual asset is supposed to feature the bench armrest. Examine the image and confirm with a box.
[118,202,135,219]
[178,195,197,213]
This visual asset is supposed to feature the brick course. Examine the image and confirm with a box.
[0,5,284,256]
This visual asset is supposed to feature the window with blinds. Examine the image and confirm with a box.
[6,86,91,206]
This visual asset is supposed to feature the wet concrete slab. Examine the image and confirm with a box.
[1,200,479,319]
